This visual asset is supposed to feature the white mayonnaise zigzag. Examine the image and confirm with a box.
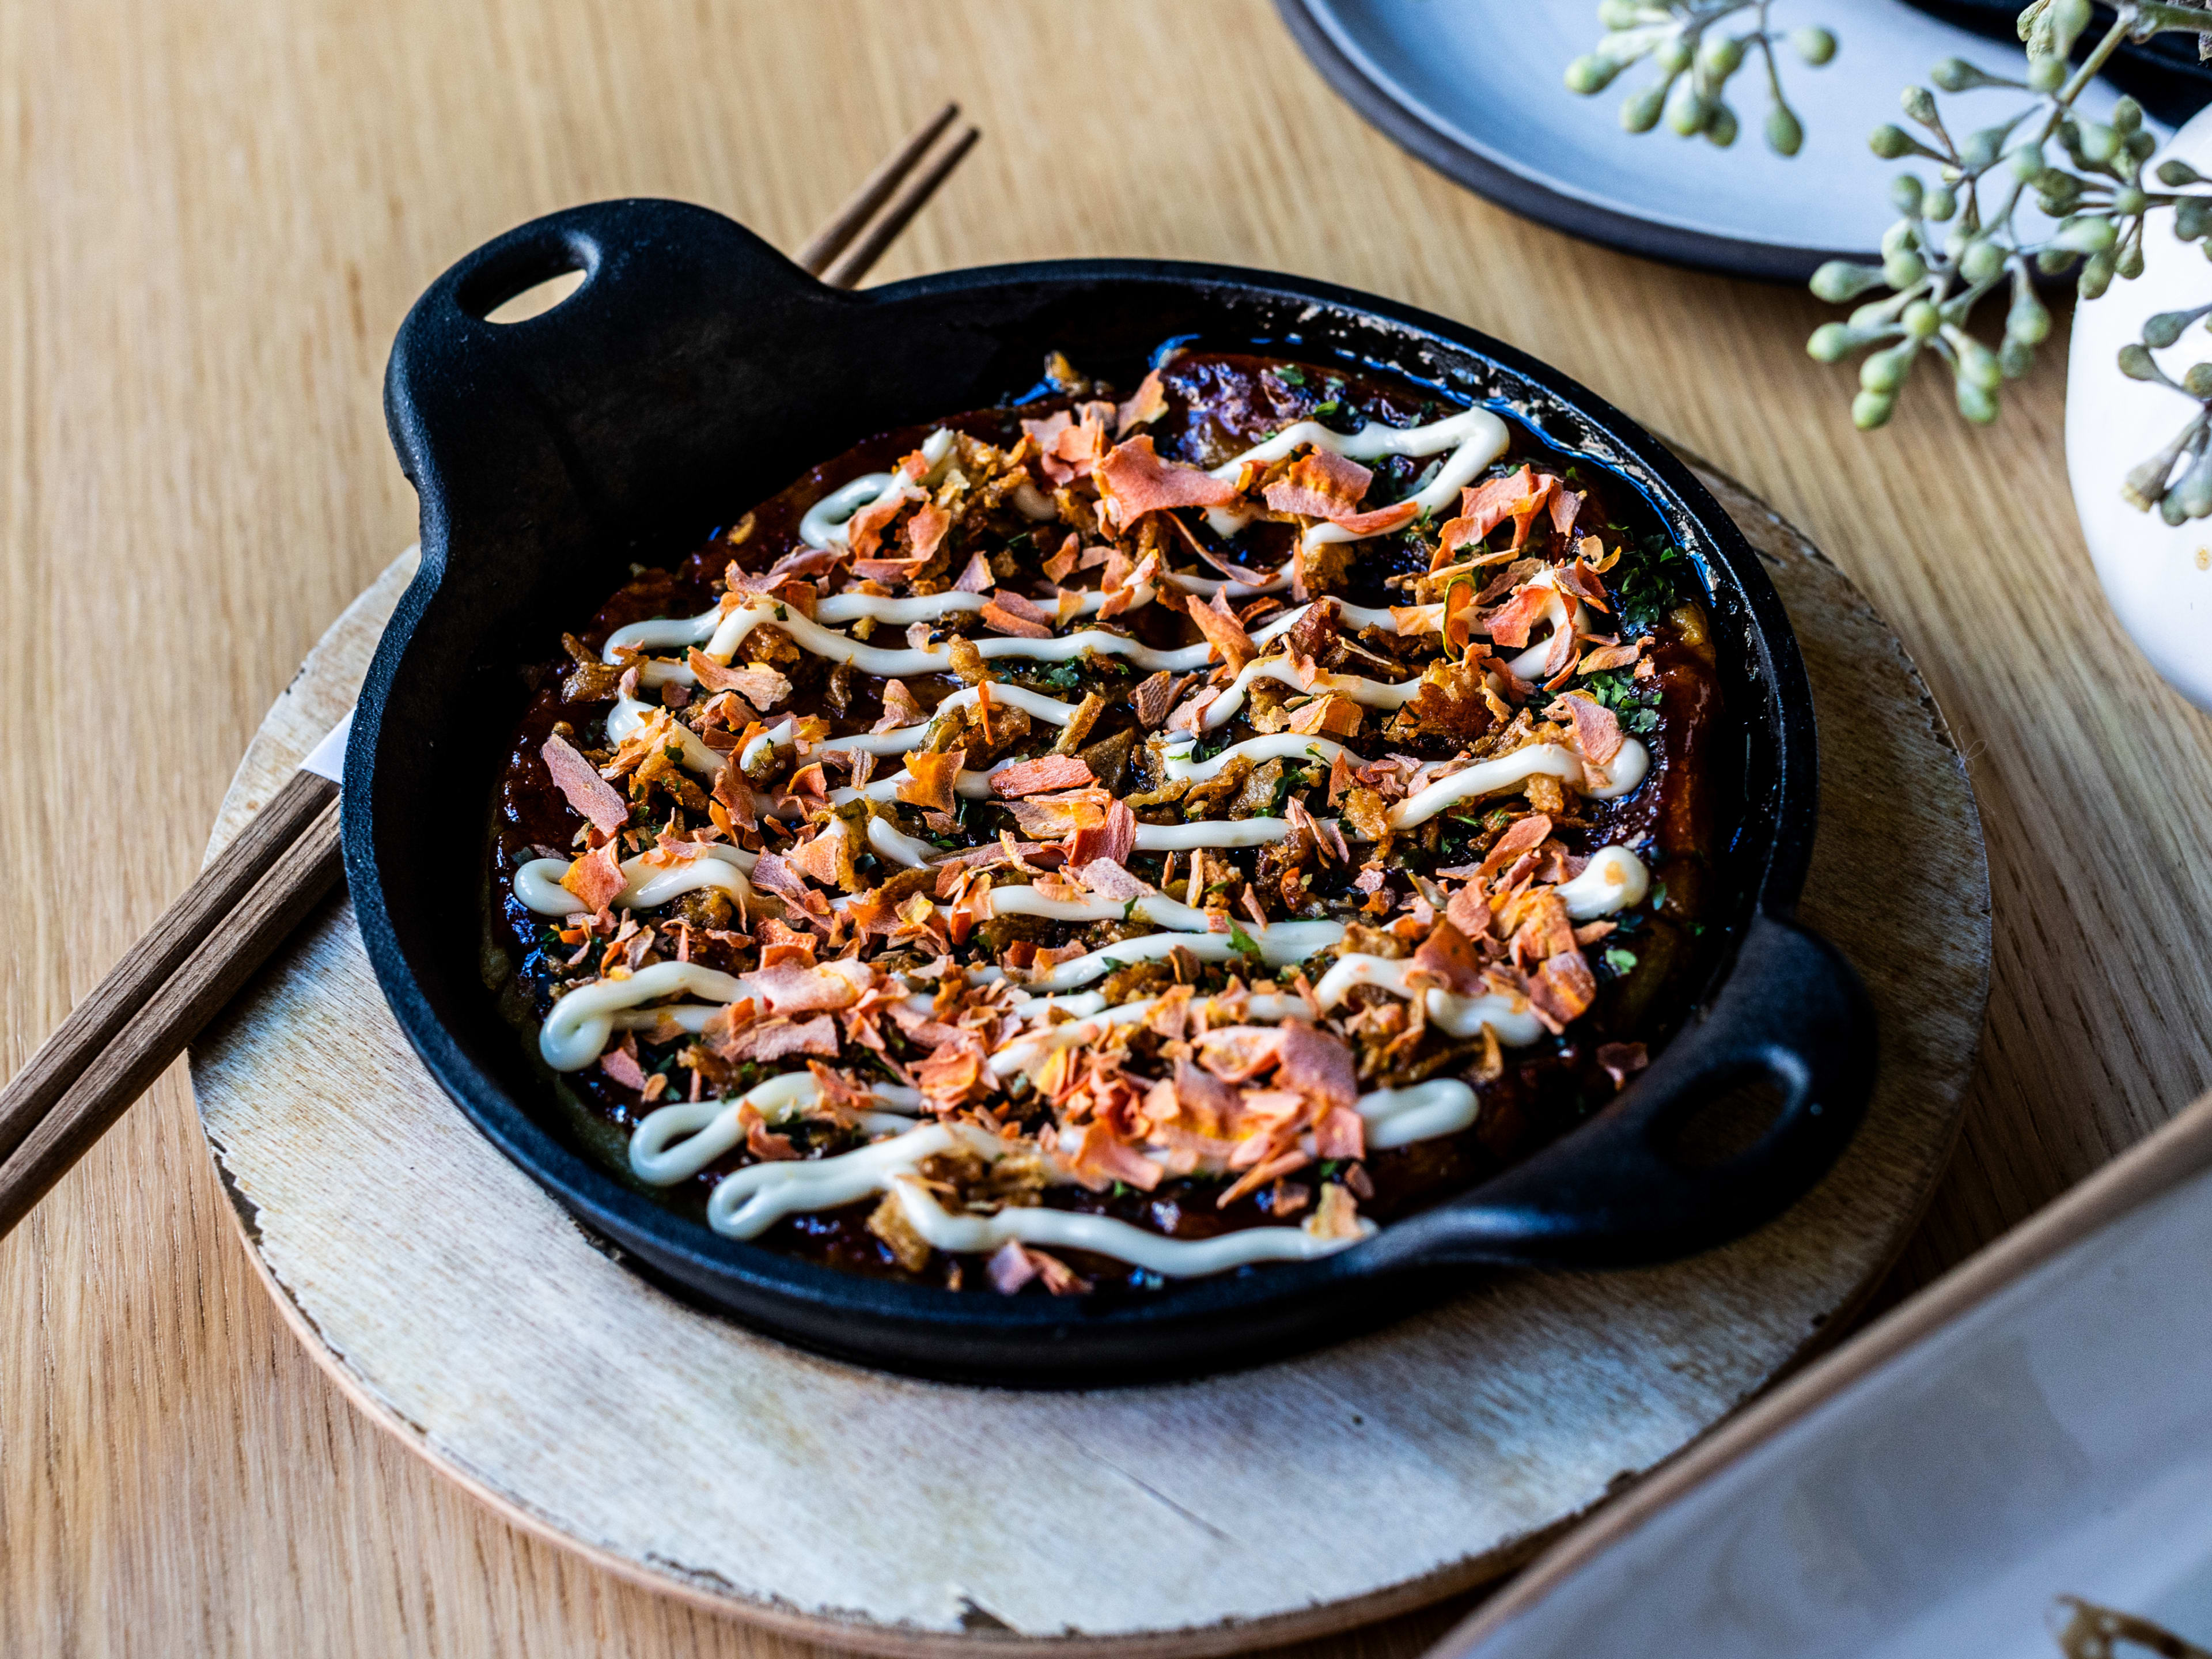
[623,1070,1502,1274]
[516,834,1647,1073]
[1200,407,1511,554]
[1162,728,1650,823]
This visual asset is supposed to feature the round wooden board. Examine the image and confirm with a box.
[187,465,1990,1658]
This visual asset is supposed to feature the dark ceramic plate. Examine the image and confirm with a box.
[350,198,1875,1385]
[1275,0,2168,282]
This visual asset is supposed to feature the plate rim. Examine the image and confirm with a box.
[1274,0,1878,284]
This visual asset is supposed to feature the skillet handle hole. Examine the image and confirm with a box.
[479,267,588,325]
[1658,1068,1790,1171]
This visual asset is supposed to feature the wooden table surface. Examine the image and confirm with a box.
[4,2,2209,1654]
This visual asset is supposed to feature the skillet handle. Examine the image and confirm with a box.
[1359,912,1876,1272]
[383,198,840,536]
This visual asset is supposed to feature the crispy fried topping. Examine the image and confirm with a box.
[505,350,1706,1292]
[541,734,630,832]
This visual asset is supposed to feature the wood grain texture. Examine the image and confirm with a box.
[0,0,2202,1652]
[0,784,339,1237]
[178,467,1981,1656]
[0,768,336,1171]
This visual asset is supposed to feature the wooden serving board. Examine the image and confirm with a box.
[185,463,1990,1658]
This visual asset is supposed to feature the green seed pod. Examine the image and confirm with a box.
[1597,0,1643,26]
[2050,0,2093,56]
[2144,310,2196,349]
[1621,85,1666,134]
[1961,238,2005,286]
[2112,96,2143,137]
[1956,336,2002,392]
[2029,56,2067,94]
[1924,184,1959,222]
[2113,184,2150,219]
[2033,166,2082,204]
[2118,241,2145,281]
[1870,124,1914,160]
[1703,100,1739,148]
[1853,389,1897,430]
[2078,122,2120,165]
[1664,77,1709,137]
[2129,130,2157,163]
[1999,336,2036,380]
[1901,300,1941,339]
[2119,343,2158,380]
[1960,127,2007,172]
[1860,340,1918,393]
[1698,34,1744,79]
[1890,173,1925,216]
[1806,322,1857,363]
[1809,260,1887,303]
[2009,143,2047,181]
[2080,249,2117,299]
[1765,104,1804,158]
[2036,245,2076,274]
[1901,85,1938,126]
[2158,159,2206,188]
[2178,449,2212,520]
[1930,56,1982,93]
[2186,363,2212,400]
[2054,215,2118,255]
[2178,198,2212,241]
[1792,26,1837,67]
[2162,488,2190,526]
[1885,249,1929,290]
[1956,377,1998,426]
[2009,288,2052,346]
[1654,33,1694,75]
[1565,54,1623,95]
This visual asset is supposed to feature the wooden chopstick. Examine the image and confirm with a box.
[819,122,979,290]
[0,118,978,1240]
[794,102,961,276]
[0,768,339,1170]
[0,794,344,1238]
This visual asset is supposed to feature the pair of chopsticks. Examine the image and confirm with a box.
[0,103,979,1240]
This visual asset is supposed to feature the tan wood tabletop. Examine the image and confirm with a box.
[3,2,2209,1654]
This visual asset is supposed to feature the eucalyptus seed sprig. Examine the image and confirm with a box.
[1566,1,1836,157]
[2118,296,2212,518]
[1804,0,2212,480]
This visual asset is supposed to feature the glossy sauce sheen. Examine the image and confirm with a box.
[486,351,1733,1291]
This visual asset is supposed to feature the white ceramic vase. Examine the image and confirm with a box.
[2066,105,2212,711]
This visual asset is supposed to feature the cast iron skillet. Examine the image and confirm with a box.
[354,197,1876,1387]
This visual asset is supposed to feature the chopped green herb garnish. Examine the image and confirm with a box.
[1612,531,1694,635]
[1580,666,1661,735]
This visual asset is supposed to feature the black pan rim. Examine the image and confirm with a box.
[344,223,1839,1372]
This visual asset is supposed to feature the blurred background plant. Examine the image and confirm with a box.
[1569,1,2212,521]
